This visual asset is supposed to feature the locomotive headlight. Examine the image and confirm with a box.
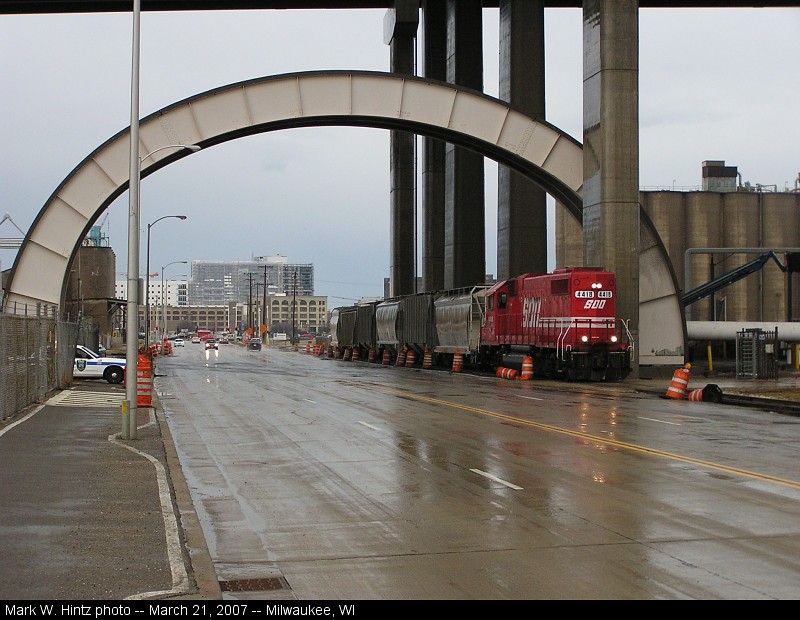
[581,335,589,343]
[611,335,618,343]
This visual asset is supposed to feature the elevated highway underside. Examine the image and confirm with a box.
[0,1,773,15]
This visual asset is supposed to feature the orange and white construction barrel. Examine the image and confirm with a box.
[666,363,691,400]
[452,350,463,373]
[136,354,152,407]
[518,356,534,380]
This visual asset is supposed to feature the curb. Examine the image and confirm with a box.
[155,395,222,600]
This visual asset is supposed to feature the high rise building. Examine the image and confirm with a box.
[187,256,313,306]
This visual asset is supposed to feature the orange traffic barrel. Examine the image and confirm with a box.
[688,384,724,403]
[666,363,691,399]
[136,354,152,407]
[688,388,703,401]
[368,348,376,363]
[352,347,360,362]
[422,348,433,370]
[405,350,416,367]
[396,348,407,367]
[343,347,351,361]
[382,348,391,365]
[496,367,518,380]
[518,356,534,380]
[452,350,463,373]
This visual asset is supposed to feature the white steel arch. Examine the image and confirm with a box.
[3,70,684,365]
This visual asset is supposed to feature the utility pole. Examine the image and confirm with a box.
[292,270,297,344]
[262,265,268,338]
[247,272,254,333]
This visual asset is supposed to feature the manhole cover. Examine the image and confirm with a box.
[219,577,290,592]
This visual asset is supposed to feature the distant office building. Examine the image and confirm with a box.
[188,256,313,305]
[115,279,188,308]
[264,294,328,335]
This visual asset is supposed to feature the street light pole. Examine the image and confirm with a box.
[123,0,142,441]
[123,0,200,440]
[161,261,187,343]
[145,214,188,349]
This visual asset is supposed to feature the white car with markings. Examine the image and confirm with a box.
[73,344,126,384]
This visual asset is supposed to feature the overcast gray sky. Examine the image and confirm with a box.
[1,7,797,303]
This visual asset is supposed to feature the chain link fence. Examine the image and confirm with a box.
[0,308,79,422]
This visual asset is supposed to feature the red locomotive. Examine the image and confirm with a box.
[480,267,632,381]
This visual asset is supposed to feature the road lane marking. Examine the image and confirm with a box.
[470,468,523,490]
[358,421,381,431]
[638,416,680,425]
[348,380,800,491]
[517,395,545,401]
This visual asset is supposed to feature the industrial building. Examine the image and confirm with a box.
[557,161,800,367]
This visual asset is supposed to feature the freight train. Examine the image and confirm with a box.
[329,267,633,381]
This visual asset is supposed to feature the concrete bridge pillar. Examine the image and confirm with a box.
[497,0,548,280]
[582,0,641,376]
[384,1,419,297]
[444,0,485,289]
[420,0,447,293]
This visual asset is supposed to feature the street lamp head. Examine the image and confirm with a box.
[140,143,201,163]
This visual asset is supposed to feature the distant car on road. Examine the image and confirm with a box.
[174,338,185,347]
[248,338,262,351]
[73,344,126,384]
[205,339,219,350]
[191,336,201,344]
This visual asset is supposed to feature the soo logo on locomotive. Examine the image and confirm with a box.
[522,296,542,328]
[575,289,612,309]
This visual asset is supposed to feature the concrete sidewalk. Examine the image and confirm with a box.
[0,381,219,601]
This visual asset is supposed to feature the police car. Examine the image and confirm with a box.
[73,344,126,384]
